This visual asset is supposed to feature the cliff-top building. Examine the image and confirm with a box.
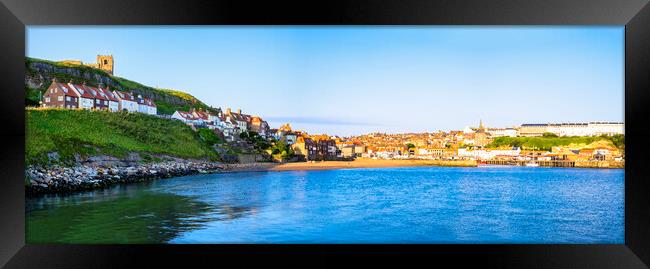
[59,55,114,75]
[519,122,624,137]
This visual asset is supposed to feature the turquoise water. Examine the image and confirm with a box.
[26,166,624,243]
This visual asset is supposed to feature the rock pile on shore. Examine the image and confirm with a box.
[26,161,225,195]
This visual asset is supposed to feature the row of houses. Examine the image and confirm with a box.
[267,124,343,161]
[172,107,270,141]
[41,79,157,115]
[291,134,338,161]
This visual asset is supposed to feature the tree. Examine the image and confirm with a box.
[197,128,223,145]
[270,139,294,159]
[608,134,625,149]
[542,132,558,138]
[406,143,416,149]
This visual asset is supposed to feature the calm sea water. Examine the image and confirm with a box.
[26,166,624,244]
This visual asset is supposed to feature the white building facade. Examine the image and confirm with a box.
[458,147,521,160]
[520,122,624,137]
[113,91,138,112]
[101,89,120,112]
[172,111,204,125]
[588,122,624,136]
[69,84,95,109]
[488,128,518,137]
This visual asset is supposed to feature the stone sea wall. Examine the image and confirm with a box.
[26,160,225,195]
[574,160,625,169]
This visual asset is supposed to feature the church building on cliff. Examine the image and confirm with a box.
[59,55,114,75]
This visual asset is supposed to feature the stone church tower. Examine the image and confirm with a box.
[96,55,114,75]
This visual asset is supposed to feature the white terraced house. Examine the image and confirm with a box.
[172,110,204,125]
[113,90,138,112]
[136,95,148,114]
[145,99,157,115]
[135,95,157,115]
[68,83,95,109]
[41,81,157,113]
[100,87,120,112]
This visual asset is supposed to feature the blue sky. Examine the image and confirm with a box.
[27,26,624,136]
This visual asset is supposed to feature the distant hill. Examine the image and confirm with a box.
[25,57,219,115]
[486,135,625,152]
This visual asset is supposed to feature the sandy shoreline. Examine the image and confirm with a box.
[223,158,623,172]
[225,159,478,172]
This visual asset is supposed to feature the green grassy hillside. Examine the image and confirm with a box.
[26,108,219,165]
[25,57,219,115]
[485,135,625,151]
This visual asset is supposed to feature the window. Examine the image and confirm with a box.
[66,96,70,101]
[57,96,63,101]
[45,97,50,102]
[104,60,108,65]
[96,99,99,104]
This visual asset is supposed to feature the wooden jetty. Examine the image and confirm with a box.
[483,160,576,167]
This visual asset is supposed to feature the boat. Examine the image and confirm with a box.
[525,162,540,167]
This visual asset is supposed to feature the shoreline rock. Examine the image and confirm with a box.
[25,160,226,196]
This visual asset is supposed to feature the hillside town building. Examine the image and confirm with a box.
[171,107,270,142]
[136,95,157,115]
[42,82,80,109]
[112,90,139,112]
[99,87,120,111]
[41,80,156,115]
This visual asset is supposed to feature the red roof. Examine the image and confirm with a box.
[136,97,156,107]
[177,111,199,120]
[68,83,94,98]
[144,98,156,107]
[113,90,135,101]
[99,87,120,102]
[218,114,237,124]
[83,85,108,101]
[192,110,212,120]
[52,82,80,97]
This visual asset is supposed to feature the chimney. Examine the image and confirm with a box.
[226,108,231,114]
[82,81,86,86]
[52,78,57,83]
[237,108,241,114]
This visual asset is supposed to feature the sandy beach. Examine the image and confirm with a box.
[225,158,478,172]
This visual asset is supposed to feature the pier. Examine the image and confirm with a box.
[483,160,576,167]
[482,160,624,168]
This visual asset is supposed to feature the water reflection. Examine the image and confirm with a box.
[26,183,257,243]
[26,166,624,244]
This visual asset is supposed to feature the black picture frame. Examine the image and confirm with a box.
[1,0,649,267]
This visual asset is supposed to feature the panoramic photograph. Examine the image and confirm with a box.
[24,26,624,244]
